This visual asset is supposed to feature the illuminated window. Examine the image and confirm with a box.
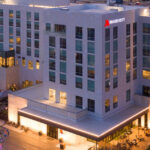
[105,54,110,66]
[0,57,2,67]
[16,37,21,45]
[9,36,13,44]
[8,57,14,67]
[113,96,118,109]
[28,60,33,70]
[49,89,56,103]
[143,70,150,80]
[36,60,40,70]
[105,99,110,112]
[105,68,110,79]
[113,65,118,76]
[22,57,25,66]
[9,10,13,18]
[9,45,13,51]
[126,60,130,72]
[60,91,67,105]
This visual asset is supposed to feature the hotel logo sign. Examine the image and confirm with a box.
[104,18,125,27]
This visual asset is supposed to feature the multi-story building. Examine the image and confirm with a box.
[0,0,150,148]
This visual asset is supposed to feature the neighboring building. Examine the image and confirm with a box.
[1,0,150,147]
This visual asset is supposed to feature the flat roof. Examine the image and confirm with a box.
[19,104,149,141]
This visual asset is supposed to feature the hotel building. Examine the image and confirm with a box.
[0,0,150,147]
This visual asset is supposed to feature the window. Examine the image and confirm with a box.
[76,65,82,76]
[9,10,13,18]
[88,54,95,66]
[113,27,118,39]
[9,36,13,44]
[36,60,40,69]
[22,57,25,66]
[76,53,82,64]
[9,45,13,51]
[34,12,39,21]
[143,69,150,80]
[113,53,118,64]
[105,42,110,54]
[126,89,131,102]
[126,37,130,47]
[49,60,55,70]
[143,57,150,68]
[113,65,118,76]
[126,24,130,36]
[88,80,95,92]
[126,48,130,59]
[49,47,55,58]
[27,30,31,38]
[76,27,82,39]
[133,69,137,80]
[133,46,137,57]
[0,26,3,34]
[133,35,137,45]
[105,54,110,66]
[126,71,130,83]
[60,91,67,105]
[0,18,3,26]
[105,80,110,92]
[34,40,39,48]
[34,22,39,30]
[16,11,20,18]
[16,28,20,36]
[49,71,55,82]
[60,50,66,61]
[16,37,21,45]
[113,96,118,109]
[0,9,3,17]
[105,68,110,79]
[46,23,51,31]
[143,35,150,45]
[28,60,33,70]
[105,99,110,112]
[16,19,20,27]
[27,21,31,29]
[16,46,21,54]
[113,77,118,88]
[9,19,13,26]
[49,89,56,102]
[34,32,39,39]
[76,96,83,108]
[105,28,110,41]
[34,49,39,57]
[27,48,31,56]
[88,67,95,79]
[113,40,118,51]
[88,99,95,112]
[88,42,95,54]
[143,23,150,34]
[143,46,150,56]
[26,12,31,20]
[55,24,66,33]
[133,58,137,68]
[126,60,130,71]
[60,74,66,85]
[76,40,82,51]
[49,36,55,47]
[0,35,3,42]
[143,86,150,97]
[133,22,137,34]
[76,77,82,89]
[27,39,31,47]
[60,62,66,73]
[60,38,66,49]
[87,28,95,41]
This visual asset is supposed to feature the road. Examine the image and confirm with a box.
[2,130,60,150]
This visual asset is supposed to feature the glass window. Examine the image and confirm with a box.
[88,80,95,92]
[60,92,67,105]
[9,10,13,18]
[113,40,118,51]
[76,77,82,89]
[16,11,20,19]
[16,28,20,36]
[26,12,31,20]
[126,60,130,71]
[60,50,66,61]
[76,65,82,76]
[76,53,82,64]
[113,53,118,64]
[46,23,51,31]
[143,69,150,80]
[126,48,130,59]
[34,40,39,48]
[9,19,13,26]
[133,58,137,68]
[0,18,3,25]
[105,80,110,92]
[133,35,137,45]
[22,57,25,66]
[105,99,110,112]
[88,99,95,112]
[126,89,131,102]
[133,69,137,80]
[88,67,95,79]
[49,36,55,47]
[16,46,21,54]
[27,39,31,47]
[105,42,110,54]
[133,46,137,57]
[60,38,66,49]
[143,35,150,45]
[34,32,39,39]
[9,36,13,44]
[60,74,66,85]
[105,68,110,79]
[143,57,150,68]
[34,49,39,57]
[27,21,31,29]
[27,30,31,38]
[0,43,3,51]
[126,24,130,36]
[9,45,13,51]
[105,28,110,41]
[113,27,118,39]
[88,54,95,66]
[76,96,83,108]
[49,60,55,70]
[34,12,39,21]
[36,60,40,70]
[28,60,33,70]
[143,46,150,56]
[16,37,21,45]
[126,37,130,47]
[113,77,118,88]
[0,34,3,42]
[34,22,39,30]
[0,9,3,17]
[49,71,55,82]
[16,19,20,27]
[133,22,137,34]
[113,96,118,109]
[0,26,3,34]
[143,23,150,34]
[87,28,95,41]
[49,89,56,102]
[55,24,66,33]
[60,62,66,73]
[126,71,130,83]
[27,48,31,56]
[113,65,118,76]
[76,40,82,51]
[76,27,82,39]
[49,47,55,58]
[88,42,95,54]
[105,54,110,66]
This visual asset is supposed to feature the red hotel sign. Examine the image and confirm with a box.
[104,18,125,27]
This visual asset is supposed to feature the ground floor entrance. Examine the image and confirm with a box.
[47,125,58,139]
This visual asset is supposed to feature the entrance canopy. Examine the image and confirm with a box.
[18,105,149,141]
